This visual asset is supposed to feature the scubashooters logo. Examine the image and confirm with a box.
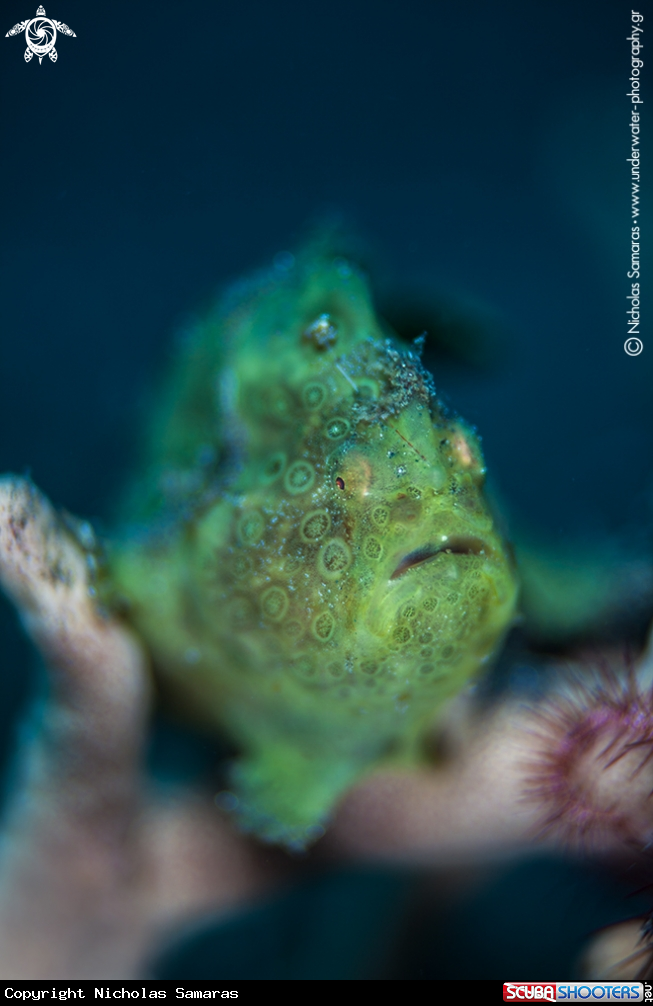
[503,984,644,1002]
[5,5,75,64]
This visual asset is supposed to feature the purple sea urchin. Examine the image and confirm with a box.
[526,656,653,850]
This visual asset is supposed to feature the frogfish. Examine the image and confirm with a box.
[106,240,519,849]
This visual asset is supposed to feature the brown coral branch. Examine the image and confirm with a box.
[327,644,653,863]
[0,477,281,979]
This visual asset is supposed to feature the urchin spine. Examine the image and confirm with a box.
[526,661,653,851]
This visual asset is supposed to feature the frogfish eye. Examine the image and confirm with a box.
[390,536,487,580]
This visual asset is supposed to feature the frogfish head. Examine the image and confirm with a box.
[154,250,521,735]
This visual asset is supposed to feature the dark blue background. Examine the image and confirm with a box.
[0,0,651,980]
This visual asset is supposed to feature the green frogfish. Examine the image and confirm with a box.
[107,243,518,849]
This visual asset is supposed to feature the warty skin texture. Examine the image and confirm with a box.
[107,247,519,848]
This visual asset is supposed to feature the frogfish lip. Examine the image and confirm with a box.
[389,536,489,580]
[360,529,498,638]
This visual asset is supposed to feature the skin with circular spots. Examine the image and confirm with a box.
[300,509,331,542]
[312,611,335,642]
[284,460,315,495]
[238,511,264,545]
[302,382,327,410]
[318,538,352,580]
[326,417,350,440]
[261,586,289,623]
[363,536,383,561]
[106,242,518,849]
[371,506,389,530]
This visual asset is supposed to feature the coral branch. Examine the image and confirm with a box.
[327,644,653,863]
[0,477,279,978]
[326,700,549,862]
[581,919,653,980]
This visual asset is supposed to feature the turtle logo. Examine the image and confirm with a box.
[5,5,76,64]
